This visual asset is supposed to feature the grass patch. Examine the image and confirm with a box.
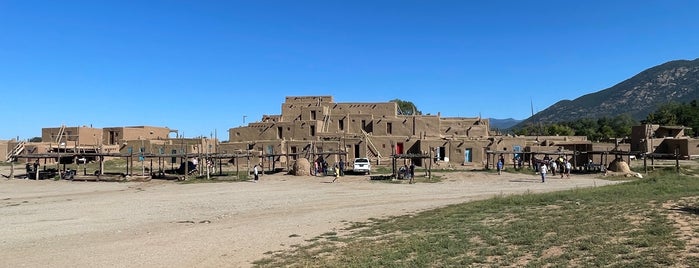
[253,170,699,267]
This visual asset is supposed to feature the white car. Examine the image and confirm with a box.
[353,158,371,174]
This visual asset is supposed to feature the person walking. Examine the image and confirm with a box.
[565,160,572,178]
[332,164,340,183]
[496,158,503,175]
[338,159,345,176]
[409,162,415,179]
[539,162,548,183]
[253,164,259,183]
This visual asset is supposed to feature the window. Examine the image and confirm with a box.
[310,125,316,136]
[387,122,392,134]
[311,111,317,120]
[339,119,345,131]
[277,127,283,139]
[170,150,177,163]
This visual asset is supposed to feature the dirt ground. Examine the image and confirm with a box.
[0,168,621,268]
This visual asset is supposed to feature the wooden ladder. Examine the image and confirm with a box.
[361,129,381,159]
[321,108,331,133]
[6,141,25,162]
[55,125,66,143]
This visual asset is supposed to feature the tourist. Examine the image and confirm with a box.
[409,162,415,179]
[253,164,259,182]
[565,160,572,178]
[497,158,503,175]
[332,164,340,183]
[539,162,547,183]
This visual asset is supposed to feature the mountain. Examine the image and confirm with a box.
[489,118,523,129]
[517,58,699,127]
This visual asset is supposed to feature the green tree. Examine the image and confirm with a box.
[29,137,42,142]
[389,99,422,115]
[547,124,574,136]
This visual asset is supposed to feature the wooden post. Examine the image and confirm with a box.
[428,148,432,180]
[643,153,647,174]
[126,156,130,176]
[676,147,680,173]
[99,155,104,176]
[236,155,240,179]
[9,161,14,179]
[57,144,62,180]
[219,157,223,176]
[485,151,490,170]
[391,155,396,179]
[184,155,189,180]
[285,141,290,173]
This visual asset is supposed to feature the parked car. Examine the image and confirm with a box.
[353,158,371,174]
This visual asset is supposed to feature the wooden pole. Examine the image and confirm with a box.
[643,153,647,174]
[676,147,680,173]
[428,148,432,180]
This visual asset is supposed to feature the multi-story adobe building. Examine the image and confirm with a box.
[12,96,687,173]
[221,96,501,168]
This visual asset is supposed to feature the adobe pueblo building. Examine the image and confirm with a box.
[10,95,687,178]
[221,96,499,169]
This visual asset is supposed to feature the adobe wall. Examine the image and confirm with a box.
[417,139,490,168]
[367,117,414,136]
[657,139,689,157]
[42,127,102,145]
[413,116,442,138]
[117,138,216,160]
[631,125,657,152]
[228,122,279,142]
[280,96,334,122]
[439,118,490,138]
[0,140,8,162]
[102,126,170,145]
[332,103,397,118]
[129,126,171,140]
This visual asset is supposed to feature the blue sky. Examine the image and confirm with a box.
[1,1,698,140]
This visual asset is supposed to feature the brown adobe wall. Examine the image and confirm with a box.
[42,126,103,146]
[418,139,489,168]
[369,117,415,136]
[657,138,690,157]
[120,126,170,141]
[0,140,8,162]
[280,97,332,122]
[229,123,280,142]
[413,116,442,138]
[440,118,489,138]
[332,103,397,118]
[285,96,334,104]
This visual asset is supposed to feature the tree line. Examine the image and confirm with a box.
[513,100,699,140]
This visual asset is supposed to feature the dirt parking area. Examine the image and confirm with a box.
[0,169,620,267]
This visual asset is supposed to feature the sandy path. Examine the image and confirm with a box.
[0,171,618,267]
